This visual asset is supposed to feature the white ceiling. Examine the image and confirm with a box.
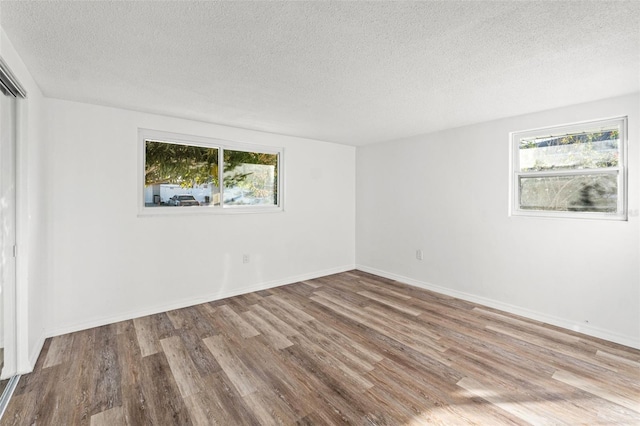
[1,1,638,146]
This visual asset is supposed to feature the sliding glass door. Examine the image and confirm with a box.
[0,56,25,412]
[0,71,17,395]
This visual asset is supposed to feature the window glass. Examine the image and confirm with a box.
[145,140,220,207]
[519,129,619,172]
[519,174,618,212]
[140,130,283,213]
[223,150,278,206]
[511,117,626,220]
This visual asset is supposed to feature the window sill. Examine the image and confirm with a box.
[138,205,284,217]
[510,209,627,221]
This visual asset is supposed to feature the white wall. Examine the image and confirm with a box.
[46,99,355,335]
[356,93,640,349]
[0,28,48,372]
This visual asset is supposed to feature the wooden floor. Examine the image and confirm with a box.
[2,271,639,425]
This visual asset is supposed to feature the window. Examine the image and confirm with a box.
[139,129,282,214]
[510,117,627,220]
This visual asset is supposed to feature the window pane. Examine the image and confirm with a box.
[144,140,220,207]
[519,128,619,172]
[519,174,618,213]
[223,150,278,206]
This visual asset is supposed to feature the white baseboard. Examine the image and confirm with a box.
[19,331,46,375]
[356,264,640,350]
[46,264,356,338]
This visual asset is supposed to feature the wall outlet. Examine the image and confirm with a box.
[416,249,423,261]
[243,254,250,264]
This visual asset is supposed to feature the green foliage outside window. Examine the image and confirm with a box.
[145,141,277,189]
[145,140,279,207]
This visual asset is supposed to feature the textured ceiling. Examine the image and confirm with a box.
[1,1,639,145]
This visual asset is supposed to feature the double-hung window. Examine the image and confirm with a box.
[139,129,283,214]
[511,117,627,220]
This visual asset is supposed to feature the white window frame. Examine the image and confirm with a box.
[138,129,284,216]
[510,116,627,221]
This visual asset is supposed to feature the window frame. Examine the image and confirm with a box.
[509,116,628,221]
[138,129,284,216]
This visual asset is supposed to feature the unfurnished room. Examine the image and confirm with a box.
[0,1,638,424]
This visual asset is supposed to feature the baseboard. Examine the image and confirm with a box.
[25,332,46,374]
[45,264,356,338]
[356,264,640,350]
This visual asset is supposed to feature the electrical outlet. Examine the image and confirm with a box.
[243,254,250,264]
[416,249,423,261]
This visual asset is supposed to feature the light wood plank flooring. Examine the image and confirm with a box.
[2,271,639,424]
